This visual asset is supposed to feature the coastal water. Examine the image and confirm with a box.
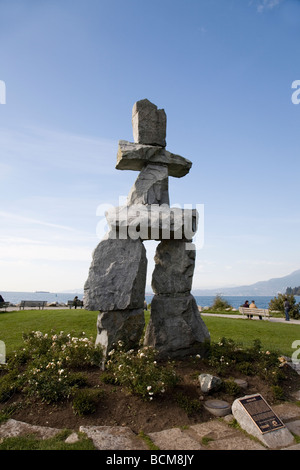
[2,291,300,310]
[0,291,81,306]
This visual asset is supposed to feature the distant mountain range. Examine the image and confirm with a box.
[62,269,300,298]
[192,269,300,297]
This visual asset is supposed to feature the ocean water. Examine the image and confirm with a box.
[0,291,82,306]
[2,291,300,310]
[146,295,300,310]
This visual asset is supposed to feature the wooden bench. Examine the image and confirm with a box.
[239,307,270,319]
[67,300,84,309]
[0,302,10,312]
[19,300,47,310]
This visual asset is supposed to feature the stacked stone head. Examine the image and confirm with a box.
[84,99,210,359]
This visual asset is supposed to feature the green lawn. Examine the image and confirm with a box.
[0,309,98,356]
[1,308,300,358]
[204,316,300,357]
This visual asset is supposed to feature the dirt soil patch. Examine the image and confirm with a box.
[1,359,300,434]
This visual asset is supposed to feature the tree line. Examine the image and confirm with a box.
[286,286,300,295]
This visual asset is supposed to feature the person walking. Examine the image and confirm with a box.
[283,297,290,321]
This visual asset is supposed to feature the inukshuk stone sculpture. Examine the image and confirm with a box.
[84,99,210,359]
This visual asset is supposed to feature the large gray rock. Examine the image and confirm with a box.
[80,425,148,450]
[116,140,192,178]
[152,240,195,294]
[132,99,167,147]
[84,237,147,311]
[0,419,60,440]
[127,163,169,206]
[144,294,210,359]
[96,308,145,357]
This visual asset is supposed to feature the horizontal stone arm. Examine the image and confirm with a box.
[105,204,198,241]
[116,140,192,178]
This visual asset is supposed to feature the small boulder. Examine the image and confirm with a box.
[199,374,222,393]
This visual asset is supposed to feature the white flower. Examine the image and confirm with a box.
[147,386,152,391]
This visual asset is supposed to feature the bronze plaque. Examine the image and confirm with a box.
[239,394,285,434]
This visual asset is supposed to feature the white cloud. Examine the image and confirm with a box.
[0,241,91,262]
[256,0,283,13]
[0,210,75,232]
[0,125,117,176]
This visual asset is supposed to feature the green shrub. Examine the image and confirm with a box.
[271,385,285,400]
[0,369,24,402]
[25,358,72,403]
[72,389,104,416]
[68,372,89,387]
[175,392,202,416]
[210,295,232,311]
[236,361,255,376]
[223,379,241,397]
[269,293,300,319]
[205,337,285,383]
[21,330,103,369]
[1,330,103,404]
[106,341,179,400]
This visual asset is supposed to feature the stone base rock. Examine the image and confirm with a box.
[96,308,145,357]
[144,294,210,359]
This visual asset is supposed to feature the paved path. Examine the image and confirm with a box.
[1,402,300,450]
[201,312,300,324]
[4,306,300,324]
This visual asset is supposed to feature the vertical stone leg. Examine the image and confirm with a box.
[144,240,210,359]
[96,308,145,358]
[84,237,147,357]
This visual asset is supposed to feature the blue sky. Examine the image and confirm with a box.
[0,0,300,293]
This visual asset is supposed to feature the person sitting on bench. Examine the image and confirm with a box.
[249,300,262,320]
